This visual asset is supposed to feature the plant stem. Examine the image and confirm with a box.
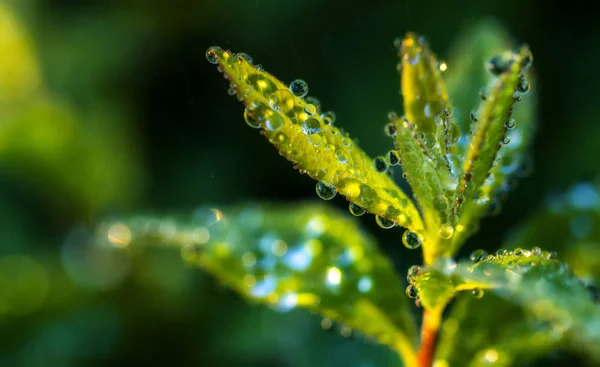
[417,308,442,367]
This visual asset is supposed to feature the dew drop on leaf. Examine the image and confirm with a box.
[375,215,396,229]
[387,150,400,166]
[469,249,488,262]
[402,230,422,249]
[322,111,336,125]
[302,118,321,135]
[487,54,514,75]
[206,46,221,64]
[438,224,454,239]
[289,79,308,97]
[407,265,420,284]
[237,52,253,64]
[471,288,484,299]
[305,96,321,112]
[517,78,530,93]
[348,203,366,217]
[406,284,418,298]
[243,107,261,128]
[315,182,337,200]
[384,123,396,137]
[373,157,389,173]
[470,110,478,122]
[531,246,542,256]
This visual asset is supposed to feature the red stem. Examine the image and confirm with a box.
[417,309,439,367]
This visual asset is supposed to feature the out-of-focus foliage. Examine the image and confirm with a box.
[506,182,600,285]
[0,3,142,217]
[96,202,418,366]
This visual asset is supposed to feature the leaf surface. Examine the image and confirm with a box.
[97,202,418,366]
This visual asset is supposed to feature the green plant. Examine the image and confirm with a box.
[97,22,600,367]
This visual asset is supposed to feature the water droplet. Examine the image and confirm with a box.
[237,52,253,64]
[438,224,454,239]
[373,156,389,173]
[471,288,484,299]
[304,104,317,116]
[336,152,348,164]
[406,284,418,298]
[407,265,420,284]
[268,89,295,113]
[517,78,530,93]
[444,106,453,118]
[315,182,337,200]
[505,119,516,129]
[387,150,400,166]
[305,96,321,112]
[519,49,533,69]
[433,196,447,211]
[302,118,321,135]
[502,136,511,145]
[289,79,308,97]
[496,249,508,256]
[447,123,461,145]
[531,247,542,256]
[384,123,396,137]
[469,249,488,262]
[470,110,478,122]
[479,88,487,101]
[265,113,285,131]
[514,248,523,255]
[206,46,221,64]
[424,103,432,117]
[349,203,366,216]
[487,54,514,75]
[243,107,261,128]
[322,111,336,125]
[439,61,447,72]
[375,215,395,229]
[402,231,422,249]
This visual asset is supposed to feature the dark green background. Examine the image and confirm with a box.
[1,0,599,366]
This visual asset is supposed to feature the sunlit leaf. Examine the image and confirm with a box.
[449,45,534,254]
[414,251,600,361]
[96,202,418,366]
[207,46,425,236]
[393,33,461,264]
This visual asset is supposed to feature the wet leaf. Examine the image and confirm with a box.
[505,182,600,284]
[435,293,563,367]
[208,47,424,235]
[393,33,460,264]
[449,45,534,254]
[415,251,600,361]
[96,202,418,366]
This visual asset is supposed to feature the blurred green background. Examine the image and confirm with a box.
[1,0,599,366]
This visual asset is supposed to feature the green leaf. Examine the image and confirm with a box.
[207,47,425,236]
[393,33,461,264]
[435,293,563,367]
[449,45,534,254]
[96,202,418,366]
[415,252,600,361]
[505,182,600,284]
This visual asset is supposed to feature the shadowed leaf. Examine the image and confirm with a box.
[449,45,534,254]
[435,293,563,367]
[414,251,600,361]
[96,202,418,366]
[207,47,424,235]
